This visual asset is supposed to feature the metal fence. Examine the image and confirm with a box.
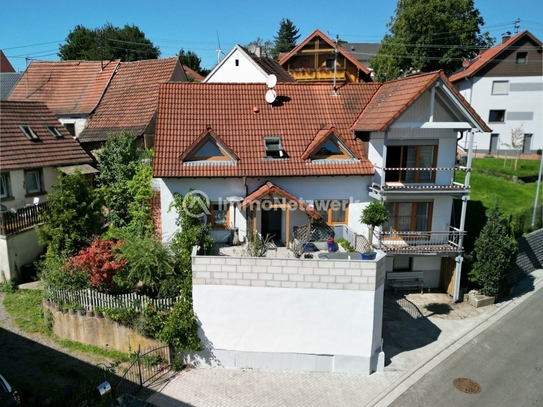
[45,288,180,311]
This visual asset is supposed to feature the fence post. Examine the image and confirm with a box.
[137,345,143,388]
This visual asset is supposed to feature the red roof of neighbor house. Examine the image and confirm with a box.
[154,82,380,178]
[78,58,183,143]
[449,31,543,82]
[352,71,491,133]
[279,29,372,77]
[0,101,92,170]
[8,60,119,115]
[0,50,15,73]
[183,65,204,82]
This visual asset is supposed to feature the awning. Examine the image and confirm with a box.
[57,164,98,175]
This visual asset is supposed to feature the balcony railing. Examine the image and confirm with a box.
[0,202,49,236]
[288,68,347,81]
[377,227,466,255]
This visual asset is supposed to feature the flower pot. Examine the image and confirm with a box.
[361,251,377,260]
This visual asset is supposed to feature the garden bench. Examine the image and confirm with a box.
[387,271,430,294]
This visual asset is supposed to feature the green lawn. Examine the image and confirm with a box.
[471,157,541,177]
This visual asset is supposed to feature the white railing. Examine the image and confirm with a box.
[45,288,180,311]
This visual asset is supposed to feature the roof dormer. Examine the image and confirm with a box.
[180,129,238,164]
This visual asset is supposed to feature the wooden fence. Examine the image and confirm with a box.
[45,288,180,311]
[0,202,49,235]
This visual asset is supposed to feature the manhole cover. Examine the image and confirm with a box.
[453,378,481,394]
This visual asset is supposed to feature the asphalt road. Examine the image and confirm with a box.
[390,288,543,407]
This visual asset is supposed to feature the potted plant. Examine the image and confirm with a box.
[361,248,377,261]
[360,201,389,246]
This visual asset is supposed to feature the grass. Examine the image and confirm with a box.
[56,339,131,363]
[471,157,541,177]
[3,289,50,335]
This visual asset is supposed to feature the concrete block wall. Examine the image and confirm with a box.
[192,252,387,291]
[508,229,543,285]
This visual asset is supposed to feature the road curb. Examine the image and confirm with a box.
[367,270,543,407]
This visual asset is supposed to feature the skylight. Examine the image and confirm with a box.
[20,125,40,141]
[264,137,285,158]
[46,126,63,138]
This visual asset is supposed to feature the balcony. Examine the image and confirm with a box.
[0,202,48,236]
[288,68,347,81]
[377,227,466,255]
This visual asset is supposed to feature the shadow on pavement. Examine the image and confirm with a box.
[381,291,442,366]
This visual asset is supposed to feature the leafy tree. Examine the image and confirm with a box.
[246,37,274,58]
[64,237,125,293]
[360,201,390,243]
[59,23,160,61]
[501,125,525,171]
[270,18,300,60]
[178,48,210,76]
[38,170,104,256]
[469,199,518,296]
[96,130,141,229]
[369,0,494,81]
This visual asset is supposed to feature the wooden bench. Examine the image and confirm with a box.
[387,272,430,294]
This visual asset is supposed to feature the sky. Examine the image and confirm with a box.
[1,0,542,72]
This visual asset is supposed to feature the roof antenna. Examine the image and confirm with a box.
[332,35,339,96]
[514,18,521,34]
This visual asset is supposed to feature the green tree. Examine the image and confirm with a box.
[270,18,300,60]
[469,199,518,296]
[360,201,390,243]
[369,0,494,82]
[96,130,141,229]
[59,23,160,61]
[38,170,104,256]
[246,37,274,58]
[178,48,210,77]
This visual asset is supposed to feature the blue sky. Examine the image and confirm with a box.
[2,0,542,72]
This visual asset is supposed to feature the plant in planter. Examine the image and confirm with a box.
[360,201,389,247]
[361,248,377,260]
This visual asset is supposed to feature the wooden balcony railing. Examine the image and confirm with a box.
[288,68,347,81]
[0,202,49,236]
[377,227,466,255]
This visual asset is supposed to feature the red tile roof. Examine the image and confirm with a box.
[279,29,372,77]
[78,58,183,143]
[0,51,15,73]
[8,60,119,115]
[352,71,491,132]
[241,181,322,219]
[154,82,380,178]
[449,31,543,82]
[0,101,92,170]
[183,65,204,82]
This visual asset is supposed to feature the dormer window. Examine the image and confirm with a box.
[20,125,39,141]
[264,137,285,158]
[46,126,63,138]
[186,136,232,161]
[314,139,349,159]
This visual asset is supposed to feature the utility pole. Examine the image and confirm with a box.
[532,153,543,227]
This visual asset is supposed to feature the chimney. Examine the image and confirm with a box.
[502,31,512,43]
[255,46,261,58]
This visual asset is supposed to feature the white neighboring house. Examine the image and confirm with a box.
[0,101,94,281]
[203,44,294,83]
[450,30,543,155]
[152,73,489,374]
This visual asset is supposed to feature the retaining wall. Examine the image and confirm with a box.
[508,228,543,285]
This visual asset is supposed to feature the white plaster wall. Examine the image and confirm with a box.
[205,49,267,83]
[194,285,377,356]
[456,76,542,153]
[58,117,88,138]
[385,255,443,288]
[2,167,57,209]
[0,228,45,281]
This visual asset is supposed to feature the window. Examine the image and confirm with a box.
[24,169,43,195]
[516,52,527,64]
[20,125,39,141]
[64,123,75,137]
[235,59,239,67]
[46,126,63,138]
[492,81,508,95]
[385,145,437,182]
[314,200,349,224]
[383,202,432,232]
[0,173,11,199]
[488,110,505,123]
[207,203,228,228]
[522,134,532,154]
[185,135,232,161]
[264,137,285,158]
[314,139,350,159]
[393,257,412,271]
[325,59,335,68]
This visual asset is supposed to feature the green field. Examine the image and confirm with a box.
[470,157,541,178]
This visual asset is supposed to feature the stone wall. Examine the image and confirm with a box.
[508,229,543,285]
[46,301,163,354]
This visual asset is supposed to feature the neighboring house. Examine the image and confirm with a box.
[203,44,294,83]
[279,29,373,84]
[343,42,381,68]
[8,60,120,138]
[183,65,204,82]
[152,72,488,374]
[0,100,94,281]
[450,30,543,155]
[78,57,187,155]
[0,50,23,100]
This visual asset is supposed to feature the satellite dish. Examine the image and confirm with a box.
[248,44,257,54]
[265,89,277,104]
[266,74,277,89]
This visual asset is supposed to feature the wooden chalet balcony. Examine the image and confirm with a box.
[288,68,347,81]
[0,202,48,236]
[377,227,466,255]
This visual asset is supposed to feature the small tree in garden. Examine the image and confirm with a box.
[469,199,518,296]
[360,201,389,245]
[501,125,525,171]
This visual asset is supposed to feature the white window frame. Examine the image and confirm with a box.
[0,173,10,199]
[25,169,43,195]
[491,81,508,95]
